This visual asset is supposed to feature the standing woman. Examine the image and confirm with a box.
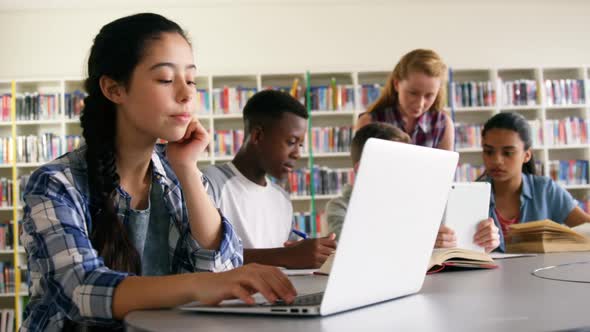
[20,13,295,331]
[356,49,454,151]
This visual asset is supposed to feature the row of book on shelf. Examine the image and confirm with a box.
[455,117,588,149]
[455,160,588,185]
[198,83,358,115]
[0,91,88,122]
[450,79,586,108]
[292,211,325,238]
[0,135,82,164]
[213,127,353,157]
[277,167,354,197]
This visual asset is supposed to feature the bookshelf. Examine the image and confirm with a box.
[2,66,590,328]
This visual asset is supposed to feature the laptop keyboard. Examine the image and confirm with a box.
[263,292,324,307]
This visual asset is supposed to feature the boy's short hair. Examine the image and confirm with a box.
[351,123,411,163]
[243,90,308,134]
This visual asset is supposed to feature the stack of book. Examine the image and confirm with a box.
[506,220,590,253]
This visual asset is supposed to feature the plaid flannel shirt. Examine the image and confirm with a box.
[20,145,243,331]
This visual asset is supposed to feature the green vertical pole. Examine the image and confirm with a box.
[305,72,317,237]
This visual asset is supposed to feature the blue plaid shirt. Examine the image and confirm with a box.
[20,145,243,331]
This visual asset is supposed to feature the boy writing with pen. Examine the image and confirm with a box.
[203,90,337,268]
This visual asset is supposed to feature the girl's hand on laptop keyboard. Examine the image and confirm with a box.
[282,233,337,269]
[193,264,297,306]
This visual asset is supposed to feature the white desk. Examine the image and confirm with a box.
[125,253,590,332]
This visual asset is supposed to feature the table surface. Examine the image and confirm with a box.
[125,252,590,332]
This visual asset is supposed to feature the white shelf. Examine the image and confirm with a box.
[0,292,28,298]
[456,147,481,153]
[16,119,62,125]
[0,206,18,211]
[546,144,589,150]
[456,146,546,153]
[309,110,355,116]
[0,248,25,255]
[545,104,589,110]
[499,105,541,111]
[16,162,45,167]
[0,122,12,127]
[452,106,496,113]
[291,194,339,201]
[64,118,80,124]
[212,113,242,120]
[301,152,350,158]
[0,164,13,169]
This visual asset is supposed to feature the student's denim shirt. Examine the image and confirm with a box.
[486,173,576,252]
[20,144,243,332]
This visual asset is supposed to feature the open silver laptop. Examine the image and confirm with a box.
[180,138,459,316]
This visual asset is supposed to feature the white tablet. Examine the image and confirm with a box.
[442,182,491,253]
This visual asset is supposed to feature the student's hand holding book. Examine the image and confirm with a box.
[282,233,337,269]
[194,263,297,305]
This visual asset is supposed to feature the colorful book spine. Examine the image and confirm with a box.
[0,179,13,207]
[1,94,11,122]
[544,117,589,146]
[549,160,589,185]
[64,90,87,119]
[454,164,486,182]
[277,166,354,197]
[264,86,305,106]
[449,81,495,108]
[292,211,325,238]
[213,129,244,157]
[196,88,211,115]
[544,79,585,106]
[0,137,14,164]
[212,86,257,115]
[16,134,63,163]
[302,126,353,154]
[65,135,82,153]
[454,123,482,149]
[500,80,538,106]
[359,84,382,109]
[309,84,355,111]
[15,93,61,120]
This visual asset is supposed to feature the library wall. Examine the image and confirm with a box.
[1,0,590,79]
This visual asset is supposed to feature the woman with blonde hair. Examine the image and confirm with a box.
[356,49,454,151]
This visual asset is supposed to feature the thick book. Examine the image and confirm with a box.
[506,219,590,253]
[427,248,497,273]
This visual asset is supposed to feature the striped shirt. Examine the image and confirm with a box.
[368,106,448,149]
[20,145,243,331]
